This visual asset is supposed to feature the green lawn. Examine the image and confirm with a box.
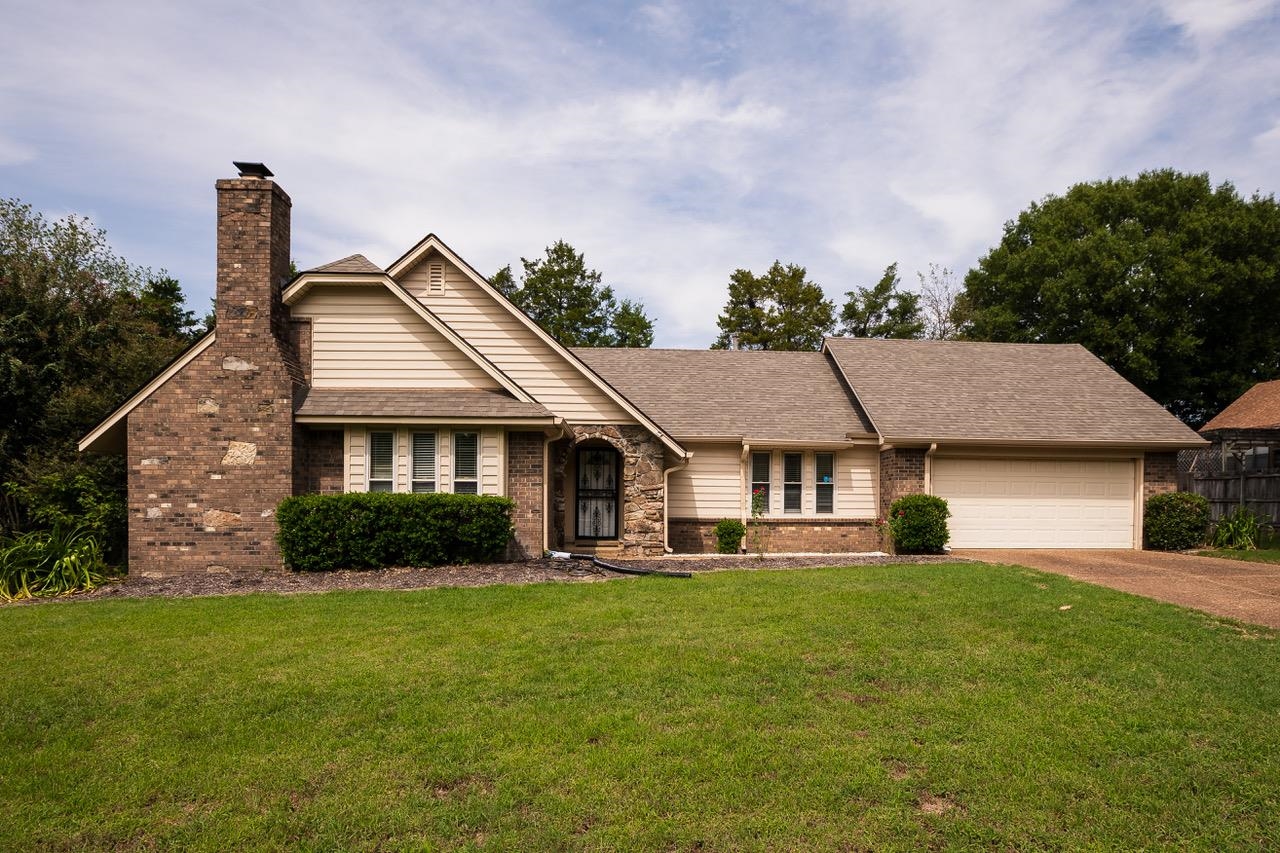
[2,564,1278,851]
[1195,548,1280,564]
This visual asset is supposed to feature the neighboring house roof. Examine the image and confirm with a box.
[305,254,383,274]
[1202,379,1280,432]
[824,338,1206,447]
[571,348,876,444]
[295,388,555,422]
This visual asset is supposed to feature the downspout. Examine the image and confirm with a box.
[542,420,568,555]
[740,443,751,524]
[924,442,938,493]
[663,452,693,554]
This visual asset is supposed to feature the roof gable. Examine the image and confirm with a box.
[824,338,1206,447]
[387,234,686,457]
[283,271,534,402]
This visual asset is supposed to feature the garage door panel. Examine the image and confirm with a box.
[933,457,1135,549]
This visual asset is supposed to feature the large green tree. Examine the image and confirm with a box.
[0,199,197,556]
[713,261,835,351]
[960,170,1280,426]
[491,241,655,347]
[839,263,924,339]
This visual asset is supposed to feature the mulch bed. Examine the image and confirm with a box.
[26,554,966,603]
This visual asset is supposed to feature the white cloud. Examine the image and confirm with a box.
[1,0,1277,346]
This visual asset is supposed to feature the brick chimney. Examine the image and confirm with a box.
[215,161,292,342]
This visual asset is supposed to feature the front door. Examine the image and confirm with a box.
[576,446,619,539]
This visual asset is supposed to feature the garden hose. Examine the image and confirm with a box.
[547,550,692,579]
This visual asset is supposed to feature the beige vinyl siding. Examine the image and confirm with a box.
[344,425,505,495]
[668,442,742,519]
[291,285,496,390]
[402,256,634,422]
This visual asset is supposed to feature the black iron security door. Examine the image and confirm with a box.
[576,446,619,539]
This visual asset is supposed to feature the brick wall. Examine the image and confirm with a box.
[1143,451,1179,501]
[505,431,545,559]
[879,447,926,517]
[669,518,880,554]
[294,428,344,495]
[127,176,299,576]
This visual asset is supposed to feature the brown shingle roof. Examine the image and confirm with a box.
[1202,380,1280,432]
[305,254,383,274]
[824,338,1204,446]
[295,388,554,420]
[571,348,875,442]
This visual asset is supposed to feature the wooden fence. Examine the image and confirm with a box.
[1177,472,1280,524]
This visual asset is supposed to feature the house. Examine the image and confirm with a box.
[1181,379,1280,523]
[78,164,1206,575]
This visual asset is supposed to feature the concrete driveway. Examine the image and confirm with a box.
[955,549,1280,629]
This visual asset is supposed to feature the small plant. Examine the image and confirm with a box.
[713,519,746,554]
[0,525,109,601]
[887,494,949,554]
[1144,491,1209,551]
[873,516,890,552]
[1211,507,1271,550]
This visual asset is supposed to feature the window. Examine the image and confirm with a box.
[453,432,478,494]
[428,262,445,294]
[411,432,436,493]
[751,451,771,515]
[783,452,802,513]
[815,452,835,514]
[368,431,394,492]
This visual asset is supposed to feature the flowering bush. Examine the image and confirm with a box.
[887,494,949,554]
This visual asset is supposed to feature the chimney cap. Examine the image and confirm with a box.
[232,161,273,179]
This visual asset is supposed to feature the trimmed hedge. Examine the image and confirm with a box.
[888,494,950,554]
[276,492,514,571]
[713,519,746,554]
[1144,491,1209,551]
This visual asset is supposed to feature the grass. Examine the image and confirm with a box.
[1194,548,1280,564]
[2,563,1278,851]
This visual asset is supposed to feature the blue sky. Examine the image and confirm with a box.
[2,0,1277,347]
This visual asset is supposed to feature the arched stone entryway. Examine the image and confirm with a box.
[550,425,666,556]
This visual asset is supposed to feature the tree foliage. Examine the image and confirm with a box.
[917,263,964,340]
[713,261,834,351]
[960,170,1280,425]
[839,263,924,339]
[491,241,655,347]
[0,198,198,558]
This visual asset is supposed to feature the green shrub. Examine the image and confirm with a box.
[0,525,109,600]
[888,494,950,554]
[1210,507,1271,550]
[276,492,514,571]
[713,519,746,554]
[1144,491,1209,550]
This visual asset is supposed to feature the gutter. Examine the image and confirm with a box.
[663,451,693,554]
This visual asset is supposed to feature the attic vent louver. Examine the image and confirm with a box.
[428,262,445,294]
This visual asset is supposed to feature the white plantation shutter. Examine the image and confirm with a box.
[368,431,394,492]
[751,451,771,515]
[411,432,436,493]
[453,432,478,494]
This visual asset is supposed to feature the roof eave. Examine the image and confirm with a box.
[881,435,1210,450]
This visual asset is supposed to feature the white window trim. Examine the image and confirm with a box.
[367,430,395,492]
[452,430,479,494]
[750,451,771,516]
[411,431,438,493]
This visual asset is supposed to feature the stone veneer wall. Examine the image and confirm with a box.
[1142,451,1179,501]
[879,447,927,518]
[551,424,666,556]
[669,518,880,554]
[505,431,545,559]
[127,176,299,577]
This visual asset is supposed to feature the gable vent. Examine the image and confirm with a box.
[428,262,445,294]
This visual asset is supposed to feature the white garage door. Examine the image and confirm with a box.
[931,457,1136,549]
